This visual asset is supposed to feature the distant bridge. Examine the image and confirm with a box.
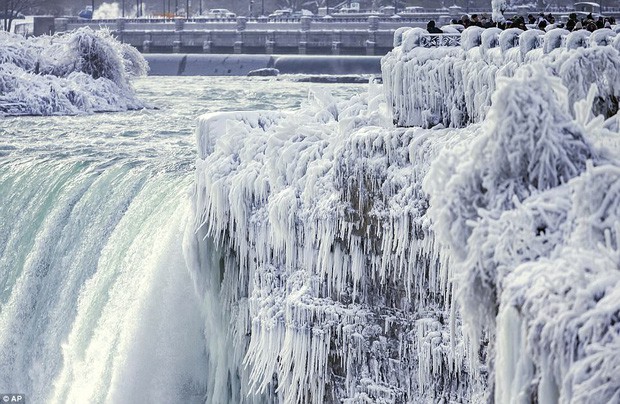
[44,13,620,56]
[53,16,433,55]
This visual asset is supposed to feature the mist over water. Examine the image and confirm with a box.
[0,76,365,403]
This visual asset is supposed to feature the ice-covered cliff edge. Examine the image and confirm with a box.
[425,63,620,403]
[0,28,147,116]
[187,87,473,403]
[187,28,620,403]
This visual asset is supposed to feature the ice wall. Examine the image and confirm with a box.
[188,27,620,404]
[188,88,478,403]
[425,64,620,403]
[0,28,147,116]
[382,27,620,128]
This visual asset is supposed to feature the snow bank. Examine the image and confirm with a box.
[187,26,620,404]
[0,28,147,116]
[383,26,620,128]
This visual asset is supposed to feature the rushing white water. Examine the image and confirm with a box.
[0,76,365,403]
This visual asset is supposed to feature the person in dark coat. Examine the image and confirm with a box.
[426,20,443,34]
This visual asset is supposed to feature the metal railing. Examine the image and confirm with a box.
[420,33,461,47]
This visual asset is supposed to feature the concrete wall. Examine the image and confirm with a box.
[144,54,382,76]
[272,55,382,75]
[56,16,425,55]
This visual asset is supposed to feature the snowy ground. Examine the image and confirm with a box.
[187,26,620,403]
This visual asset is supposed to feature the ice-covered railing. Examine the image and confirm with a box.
[0,27,147,116]
[383,26,620,128]
[420,33,461,48]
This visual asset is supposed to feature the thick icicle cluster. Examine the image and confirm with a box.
[188,86,476,403]
[187,25,620,404]
[0,28,147,116]
[382,27,620,128]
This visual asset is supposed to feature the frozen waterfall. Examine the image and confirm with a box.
[3,23,620,404]
[0,157,207,403]
[188,26,620,403]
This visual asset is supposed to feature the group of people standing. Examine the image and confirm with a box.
[426,11,617,34]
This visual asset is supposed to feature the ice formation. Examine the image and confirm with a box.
[382,27,620,128]
[0,28,147,116]
[186,27,620,403]
[428,70,620,403]
[187,85,473,403]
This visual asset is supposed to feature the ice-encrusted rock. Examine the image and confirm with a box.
[0,28,147,116]
[187,84,475,403]
[186,25,620,404]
